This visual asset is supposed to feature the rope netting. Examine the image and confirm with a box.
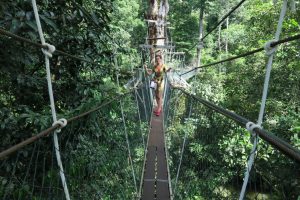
[1,0,300,199]
[161,0,300,195]
[164,88,299,199]
[0,0,153,198]
[0,86,151,199]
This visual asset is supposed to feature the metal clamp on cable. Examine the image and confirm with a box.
[197,41,204,50]
[246,122,261,137]
[264,39,278,56]
[52,118,67,132]
[42,43,56,58]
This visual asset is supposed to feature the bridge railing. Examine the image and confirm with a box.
[0,84,151,199]
[163,85,300,199]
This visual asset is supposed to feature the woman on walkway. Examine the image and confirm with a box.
[144,54,171,116]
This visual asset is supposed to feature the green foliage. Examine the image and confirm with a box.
[1,0,300,199]
[165,0,300,199]
[0,0,147,199]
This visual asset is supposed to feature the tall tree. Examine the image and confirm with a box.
[196,0,206,68]
[147,0,169,61]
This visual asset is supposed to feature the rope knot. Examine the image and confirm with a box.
[264,39,278,56]
[42,43,56,58]
[52,118,67,132]
[246,122,261,137]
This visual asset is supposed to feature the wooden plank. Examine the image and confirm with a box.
[144,146,156,179]
[165,52,185,55]
[147,37,166,40]
[145,19,157,23]
[139,44,175,49]
[156,131,165,148]
[141,146,156,200]
[157,147,168,180]
[141,181,156,200]
[144,19,170,25]
[148,116,164,147]
[156,181,170,200]
[141,110,170,200]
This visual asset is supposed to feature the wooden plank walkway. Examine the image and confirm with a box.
[141,111,171,200]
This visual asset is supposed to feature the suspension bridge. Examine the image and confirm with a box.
[1,0,300,199]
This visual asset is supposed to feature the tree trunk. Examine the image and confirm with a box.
[225,17,229,54]
[218,24,221,52]
[147,0,169,63]
[196,6,204,68]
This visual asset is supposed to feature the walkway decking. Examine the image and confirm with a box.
[141,111,171,200]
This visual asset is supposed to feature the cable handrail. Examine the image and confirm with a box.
[0,91,133,160]
[188,0,247,51]
[181,34,300,76]
[0,27,94,64]
[176,88,300,163]
[0,69,150,160]
[202,0,247,41]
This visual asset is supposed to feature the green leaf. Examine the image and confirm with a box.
[25,20,38,31]
[39,15,58,31]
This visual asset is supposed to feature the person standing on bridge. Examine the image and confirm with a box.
[144,54,171,116]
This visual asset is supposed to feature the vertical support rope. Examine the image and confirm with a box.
[135,89,145,149]
[173,96,193,196]
[114,53,138,195]
[142,56,152,120]
[239,1,288,199]
[163,72,168,110]
[141,47,153,118]
[120,100,138,194]
[137,76,154,199]
[162,78,174,200]
[17,143,37,199]
[31,1,70,199]
[144,65,154,114]
[163,78,170,132]
[167,89,182,195]
[137,86,149,122]
[165,84,173,129]
[3,153,20,199]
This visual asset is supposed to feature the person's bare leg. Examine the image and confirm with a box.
[154,83,163,114]
[157,81,164,114]
[154,89,159,112]
[156,91,162,113]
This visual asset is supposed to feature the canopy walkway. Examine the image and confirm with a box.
[140,112,171,199]
[1,0,300,199]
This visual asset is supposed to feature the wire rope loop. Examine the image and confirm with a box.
[52,118,67,132]
[264,39,278,56]
[246,122,261,137]
[42,43,56,58]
